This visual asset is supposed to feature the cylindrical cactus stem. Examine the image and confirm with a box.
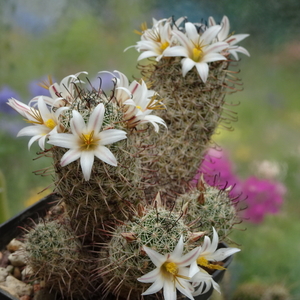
[52,136,146,243]
[139,56,239,201]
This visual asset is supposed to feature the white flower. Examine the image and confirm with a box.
[7,98,33,118]
[47,103,127,181]
[137,236,201,300]
[191,228,240,296]
[134,19,173,62]
[30,71,88,108]
[197,228,240,263]
[112,70,166,132]
[8,97,64,150]
[191,269,220,296]
[163,23,229,82]
[208,16,250,60]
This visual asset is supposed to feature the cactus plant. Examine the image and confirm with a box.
[6,13,249,300]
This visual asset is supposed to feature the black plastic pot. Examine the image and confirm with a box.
[0,194,57,300]
[0,195,233,300]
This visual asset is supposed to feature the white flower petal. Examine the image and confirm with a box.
[201,25,221,45]
[94,146,117,166]
[208,16,216,27]
[99,129,127,146]
[201,52,227,64]
[60,149,81,167]
[226,33,250,46]
[163,279,177,300]
[164,45,189,58]
[195,63,209,82]
[141,277,164,295]
[28,134,43,150]
[219,16,230,41]
[185,22,199,43]
[70,110,86,138]
[181,58,196,77]
[7,98,31,117]
[142,246,166,267]
[176,279,194,300]
[80,151,95,181]
[17,125,45,137]
[87,103,104,134]
[171,235,184,258]
[38,135,48,150]
[138,268,161,283]
[138,50,161,61]
[178,246,201,268]
[47,133,77,148]
[37,97,51,122]
[210,247,240,262]
[204,41,228,54]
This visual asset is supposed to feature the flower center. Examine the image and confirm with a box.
[45,119,56,129]
[80,131,99,150]
[160,41,169,51]
[162,262,178,276]
[192,47,203,62]
[136,105,143,111]
[197,257,226,270]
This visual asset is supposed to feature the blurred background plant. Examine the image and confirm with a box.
[0,0,299,298]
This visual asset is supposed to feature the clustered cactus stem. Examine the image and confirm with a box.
[7,13,249,300]
[140,56,239,200]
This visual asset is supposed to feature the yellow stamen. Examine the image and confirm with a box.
[25,108,44,125]
[81,131,99,150]
[164,262,178,275]
[192,47,203,62]
[134,22,148,35]
[44,119,56,129]
[161,261,190,290]
[197,257,226,270]
[38,75,54,90]
[146,95,165,110]
[136,105,142,111]
[160,41,169,51]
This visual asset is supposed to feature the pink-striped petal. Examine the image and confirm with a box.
[201,25,221,45]
[171,236,184,258]
[87,103,104,133]
[141,277,164,296]
[142,246,166,267]
[219,16,230,41]
[60,149,81,167]
[70,110,86,138]
[47,133,77,148]
[98,129,127,146]
[137,268,161,283]
[178,246,201,268]
[94,146,117,166]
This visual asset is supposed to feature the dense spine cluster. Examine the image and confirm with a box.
[140,56,238,200]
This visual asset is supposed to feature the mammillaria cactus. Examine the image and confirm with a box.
[6,14,248,300]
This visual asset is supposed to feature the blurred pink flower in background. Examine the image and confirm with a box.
[192,148,286,223]
[242,177,286,223]
[192,148,243,200]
